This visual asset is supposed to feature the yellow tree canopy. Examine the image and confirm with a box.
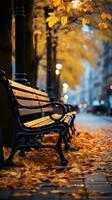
[33,0,112,89]
[45,0,112,31]
[33,8,46,59]
[34,0,112,41]
[57,27,101,88]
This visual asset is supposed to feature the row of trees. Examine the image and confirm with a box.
[1,0,112,88]
[33,0,112,89]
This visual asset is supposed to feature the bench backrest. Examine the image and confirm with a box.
[8,80,53,117]
[0,71,53,122]
[0,70,58,146]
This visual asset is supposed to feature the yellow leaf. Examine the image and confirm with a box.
[48,21,56,27]
[101,12,112,20]
[34,30,41,35]
[51,190,62,193]
[46,13,59,27]
[101,12,107,19]
[66,5,71,12]
[57,4,66,11]
[107,14,112,20]
[53,0,61,7]
[61,16,68,26]
[9,171,18,176]
[82,18,90,26]
[69,167,81,174]
[48,12,55,16]
[98,22,108,29]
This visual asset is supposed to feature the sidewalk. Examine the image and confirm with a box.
[0,171,112,200]
[101,115,112,122]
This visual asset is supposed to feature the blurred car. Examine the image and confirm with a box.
[92,105,107,114]
[86,106,93,113]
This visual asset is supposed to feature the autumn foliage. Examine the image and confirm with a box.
[38,0,111,30]
[33,0,111,88]
[0,124,112,194]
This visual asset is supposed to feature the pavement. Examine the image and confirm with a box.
[0,171,112,200]
[75,112,112,131]
[0,113,112,200]
[102,115,112,122]
[0,173,112,200]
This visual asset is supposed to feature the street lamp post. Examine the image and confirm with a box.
[14,0,27,83]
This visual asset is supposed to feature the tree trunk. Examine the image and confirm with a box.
[24,0,36,87]
[0,1,13,148]
[45,7,54,99]
[0,0,12,78]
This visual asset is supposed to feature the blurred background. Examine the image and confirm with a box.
[2,0,112,116]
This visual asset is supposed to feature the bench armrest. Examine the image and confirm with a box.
[49,102,66,121]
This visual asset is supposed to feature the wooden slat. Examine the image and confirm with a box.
[31,120,53,128]
[9,80,48,96]
[19,108,41,116]
[24,113,71,128]
[42,107,53,113]
[37,92,50,102]
[37,101,51,105]
[37,96,50,102]
[18,99,53,113]
[9,80,35,93]
[17,99,40,107]
[36,102,51,108]
[13,89,37,100]
[63,116,72,125]
[17,99,53,113]
[24,116,53,128]
[34,90,48,97]
[24,116,51,127]
[8,79,54,118]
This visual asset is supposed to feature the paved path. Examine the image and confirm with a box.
[0,113,112,200]
[75,113,112,199]
[75,112,112,131]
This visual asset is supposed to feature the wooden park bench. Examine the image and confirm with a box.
[0,70,76,168]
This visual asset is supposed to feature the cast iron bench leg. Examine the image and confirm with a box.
[55,134,68,166]
[69,115,76,135]
[5,145,19,166]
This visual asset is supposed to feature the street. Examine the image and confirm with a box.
[75,112,112,131]
[0,113,112,200]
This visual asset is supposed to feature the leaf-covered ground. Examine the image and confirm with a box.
[0,124,112,196]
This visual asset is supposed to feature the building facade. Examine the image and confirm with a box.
[102,43,112,115]
[74,42,112,115]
